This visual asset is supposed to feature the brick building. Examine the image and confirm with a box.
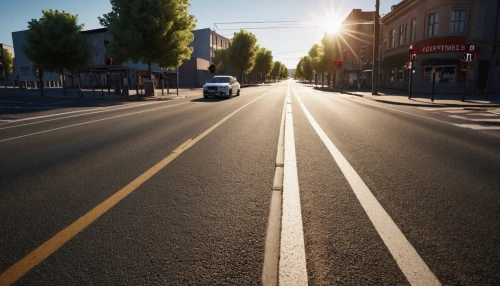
[379,0,500,94]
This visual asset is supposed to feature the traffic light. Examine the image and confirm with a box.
[106,58,113,66]
[334,60,342,67]
[208,64,216,75]
[409,47,417,61]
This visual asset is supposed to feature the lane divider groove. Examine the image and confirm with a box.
[0,89,274,286]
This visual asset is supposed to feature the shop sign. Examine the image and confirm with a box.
[413,38,480,55]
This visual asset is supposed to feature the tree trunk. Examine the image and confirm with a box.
[39,69,44,97]
[148,61,152,80]
[61,71,66,96]
[77,71,83,97]
[3,70,6,88]
[322,72,325,87]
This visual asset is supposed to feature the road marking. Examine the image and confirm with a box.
[449,115,500,122]
[262,84,288,286]
[444,110,471,114]
[0,102,162,130]
[292,86,441,286]
[466,113,498,117]
[417,107,464,111]
[455,124,500,130]
[0,102,190,143]
[172,139,192,153]
[0,89,274,285]
[279,81,308,285]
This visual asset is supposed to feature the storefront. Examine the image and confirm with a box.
[410,37,482,94]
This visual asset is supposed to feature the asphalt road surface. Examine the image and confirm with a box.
[0,80,499,285]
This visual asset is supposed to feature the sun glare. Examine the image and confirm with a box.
[324,19,341,34]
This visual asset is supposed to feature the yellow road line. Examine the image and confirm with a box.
[0,89,274,286]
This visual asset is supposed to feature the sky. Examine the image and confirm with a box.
[0,0,401,68]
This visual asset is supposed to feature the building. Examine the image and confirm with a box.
[0,43,15,87]
[10,27,231,90]
[380,0,500,94]
[177,28,230,88]
[11,31,63,88]
[335,9,375,88]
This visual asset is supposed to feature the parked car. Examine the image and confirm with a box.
[203,76,241,99]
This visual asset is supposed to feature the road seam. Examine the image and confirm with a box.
[0,90,274,285]
[292,86,441,286]
[262,84,288,286]
[279,80,308,285]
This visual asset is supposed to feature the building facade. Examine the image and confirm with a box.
[380,0,500,94]
[335,9,375,88]
[180,28,230,87]
[11,31,63,88]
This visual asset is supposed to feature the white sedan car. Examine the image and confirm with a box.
[203,76,241,99]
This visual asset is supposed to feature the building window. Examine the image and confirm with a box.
[423,66,457,82]
[94,53,100,64]
[427,12,439,37]
[93,38,98,47]
[20,67,31,76]
[450,10,466,34]
[410,18,416,42]
[399,23,406,46]
[389,29,395,48]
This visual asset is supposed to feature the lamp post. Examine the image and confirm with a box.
[372,0,380,95]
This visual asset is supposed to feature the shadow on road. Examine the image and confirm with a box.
[190,97,228,103]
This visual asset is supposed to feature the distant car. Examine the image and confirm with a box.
[203,76,241,99]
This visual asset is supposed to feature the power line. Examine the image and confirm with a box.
[215,21,323,25]
[217,26,324,31]
[272,50,304,56]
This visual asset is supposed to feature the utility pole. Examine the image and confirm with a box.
[372,0,380,95]
[485,0,500,99]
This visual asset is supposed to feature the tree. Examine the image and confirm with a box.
[227,29,258,83]
[295,58,304,80]
[23,9,90,96]
[309,44,326,87]
[280,64,288,79]
[271,61,283,81]
[99,0,196,82]
[322,34,340,87]
[301,56,314,84]
[1,47,13,88]
[252,47,273,83]
[214,49,230,75]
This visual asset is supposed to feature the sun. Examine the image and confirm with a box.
[324,18,341,34]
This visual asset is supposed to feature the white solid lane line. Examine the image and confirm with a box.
[292,86,441,286]
[279,80,308,285]
[0,102,190,143]
[0,101,162,130]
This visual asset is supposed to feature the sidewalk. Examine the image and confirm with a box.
[0,86,202,101]
[314,86,500,108]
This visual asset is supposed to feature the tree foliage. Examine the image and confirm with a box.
[213,49,229,74]
[271,61,283,80]
[252,47,273,79]
[294,58,303,80]
[23,9,90,95]
[301,56,314,83]
[99,0,196,78]
[280,64,288,79]
[227,29,258,74]
[1,47,14,87]
[1,48,13,75]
